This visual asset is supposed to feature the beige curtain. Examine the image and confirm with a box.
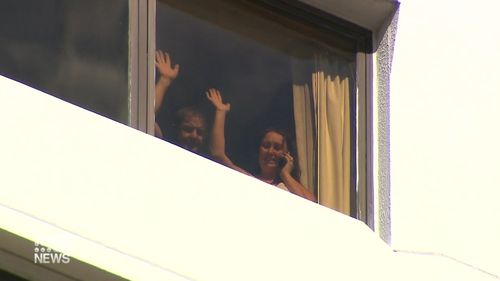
[292,85,315,195]
[313,72,350,214]
[293,58,351,215]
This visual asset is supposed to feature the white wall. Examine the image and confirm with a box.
[391,0,500,277]
[0,76,396,280]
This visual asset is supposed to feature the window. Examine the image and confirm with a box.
[0,0,379,222]
[154,0,372,217]
[0,0,130,124]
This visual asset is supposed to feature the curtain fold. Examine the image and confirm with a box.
[316,72,350,214]
[292,55,351,214]
[292,84,315,195]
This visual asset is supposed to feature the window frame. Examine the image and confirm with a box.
[130,0,156,134]
[135,0,375,226]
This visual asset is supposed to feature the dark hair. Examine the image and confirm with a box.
[173,106,206,130]
[169,106,208,155]
[256,128,301,183]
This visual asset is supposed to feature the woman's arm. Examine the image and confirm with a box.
[280,152,317,202]
[206,89,252,176]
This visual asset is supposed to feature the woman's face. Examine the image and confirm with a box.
[258,131,287,173]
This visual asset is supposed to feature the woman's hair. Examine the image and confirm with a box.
[256,127,301,183]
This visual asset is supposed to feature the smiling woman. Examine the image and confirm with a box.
[255,128,317,201]
[206,88,316,201]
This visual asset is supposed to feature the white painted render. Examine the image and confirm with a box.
[390,0,500,277]
[0,76,395,280]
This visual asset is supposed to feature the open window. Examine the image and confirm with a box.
[154,0,372,217]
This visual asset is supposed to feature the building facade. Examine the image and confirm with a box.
[0,1,405,280]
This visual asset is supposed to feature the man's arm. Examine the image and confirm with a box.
[155,50,179,114]
[206,89,252,176]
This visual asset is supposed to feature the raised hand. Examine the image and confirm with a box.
[206,88,230,112]
[154,50,178,114]
[155,50,179,81]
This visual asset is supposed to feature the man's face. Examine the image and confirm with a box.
[177,115,205,152]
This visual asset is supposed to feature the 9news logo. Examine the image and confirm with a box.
[33,242,71,264]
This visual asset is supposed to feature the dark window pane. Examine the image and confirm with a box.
[0,0,130,124]
[156,0,358,211]
[156,0,354,166]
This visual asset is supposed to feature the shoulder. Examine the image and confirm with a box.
[276,182,289,191]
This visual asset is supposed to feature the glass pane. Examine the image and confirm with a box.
[156,0,356,208]
[0,0,130,124]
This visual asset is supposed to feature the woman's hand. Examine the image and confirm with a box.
[206,88,230,112]
[279,152,317,202]
[155,50,179,81]
[280,152,294,176]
